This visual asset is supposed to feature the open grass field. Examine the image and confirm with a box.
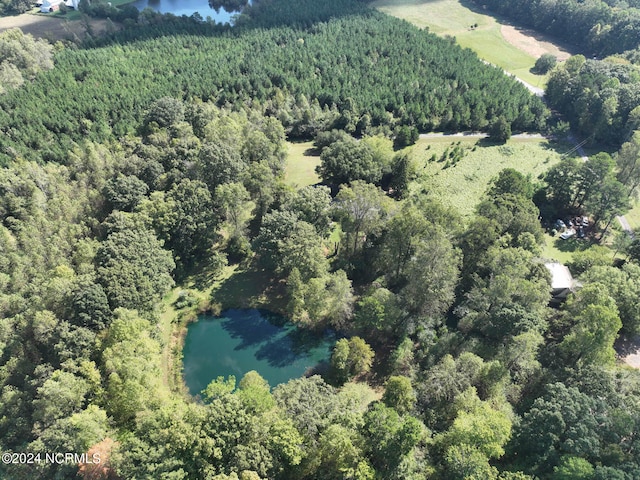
[285,140,321,188]
[409,136,576,218]
[371,0,573,88]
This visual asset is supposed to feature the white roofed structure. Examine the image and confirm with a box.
[40,0,63,12]
[545,262,576,305]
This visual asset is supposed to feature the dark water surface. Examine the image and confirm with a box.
[182,309,334,396]
[129,0,239,21]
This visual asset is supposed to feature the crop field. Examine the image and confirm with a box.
[371,0,572,87]
[409,136,577,218]
[285,141,321,188]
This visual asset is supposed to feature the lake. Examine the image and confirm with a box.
[182,309,334,396]
[129,0,241,21]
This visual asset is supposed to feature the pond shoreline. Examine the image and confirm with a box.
[160,263,304,397]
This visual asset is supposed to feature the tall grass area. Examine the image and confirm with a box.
[371,0,546,87]
[410,136,575,217]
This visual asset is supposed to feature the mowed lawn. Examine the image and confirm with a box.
[371,0,545,87]
[285,140,321,188]
[410,136,574,218]
[540,232,592,264]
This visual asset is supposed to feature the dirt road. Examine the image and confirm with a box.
[419,132,545,139]
[513,76,544,97]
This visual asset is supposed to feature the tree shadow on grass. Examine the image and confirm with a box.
[538,140,566,152]
[210,266,285,310]
[553,237,591,253]
[181,252,225,292]
[476,137,501,148]
[616,335,640,358]
[304,147,321,156]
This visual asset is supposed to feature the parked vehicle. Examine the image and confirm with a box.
[560,228,576,240]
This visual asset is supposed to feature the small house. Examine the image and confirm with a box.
[545,262,576,306]
[40,0,63,12]
[40,0,77,11]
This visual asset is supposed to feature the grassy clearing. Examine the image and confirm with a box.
[285,141,321,188]
[208,264,287,313]
[410,136,574,218]
[371,0,546,87]
[456,29,543,87]
[625,199,640,231]
[373,0,486,35]
[540,232,592,264]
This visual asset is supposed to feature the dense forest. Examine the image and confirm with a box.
[0,29,54,94]
[0,0,640,479]
[0,0,30,15]
[546,55,640,146]
[0,0,546,164]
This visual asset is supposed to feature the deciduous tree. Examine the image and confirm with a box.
[254,210,328,280]
[560,283,622,366]
[96,217,175,313]
[317,137,382,185]
[333,181,390,258]
[382,376,416,415]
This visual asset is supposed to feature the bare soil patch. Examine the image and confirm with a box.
[625,353,640,369]
[617,335,640,369]
[0,13,113,42]
[501,24,573,61]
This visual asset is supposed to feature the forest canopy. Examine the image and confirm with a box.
[0,0,546,164]
[546,56,640,146]
[0,0,639,479]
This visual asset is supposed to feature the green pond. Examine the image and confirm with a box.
[182,309,334,396]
